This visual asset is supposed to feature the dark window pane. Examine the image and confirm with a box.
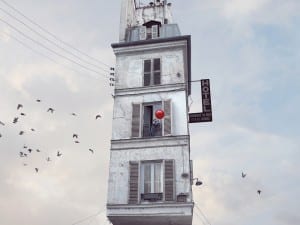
[144,60,151,72]
[144,73,151,86]
[153,58,160,71]
[153,72,161,85]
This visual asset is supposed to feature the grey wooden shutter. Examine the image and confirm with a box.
[164,160,175,201]
[129,161,139,204]
[153,58,161,85]
[152,25,159,39]
[139,26,147,40]
[163,99,172,135]
[144,60,151,86]
[131,104,140,138]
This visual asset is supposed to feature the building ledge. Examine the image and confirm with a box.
[111,135,190,151]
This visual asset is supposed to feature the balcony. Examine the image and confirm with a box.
[107,202,193,225]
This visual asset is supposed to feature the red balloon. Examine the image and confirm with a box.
[155,109,165,119]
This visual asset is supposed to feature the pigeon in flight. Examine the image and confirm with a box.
[0,121,5,126]
[36,149,41,153]
[23,145,28,149]
[13,117,19,124]
[20,152,24,157]
[23,153,28,157]
[73,134,78,139]
[47,108,54,113]
[28,149,32,153]
[35,168,39,173]
[23,163,28,166]
[36,99,41,102]
[19,131,24,135]
[242,172,246,178]
[257,190,262,195]
[89,149,94,154]
[17,104,23,110]
[31,128,35,132]
[75,140,80,144]
[57,151,62,157]
[71,113,77,116]
[20,113,26,116]
[46,157,51,162]
[95,114,102,119]
[0,133,2,138]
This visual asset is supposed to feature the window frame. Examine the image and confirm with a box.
[143,58,161,86]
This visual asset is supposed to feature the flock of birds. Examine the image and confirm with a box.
[241,172,262,195]
[0,100,103,173]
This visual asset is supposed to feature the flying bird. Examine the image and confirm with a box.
[36,99,41,102]
[242,172,246,178]
[19,131,24,135]
[75,140,80,144]
[35,168,39,173]
[28,149,32,153]
[89,149,94,154]
[19,152,24,157]
[13,117,19,124]
[20,113,26,116]
[23,145,28,149]
[23,153,28,157]
[95,114,102,119]
[73,134,78,139]
[31,128,35,132]
[57,151,62,157]
[0,121,5,126]
[46,157,51,162]
[71,113,77,116]
[257,190,262,195]
[47,108,54,113]
[17,104,23,110]
[36,149,41,153]
[23,163,28,166]
[0,133,2,138]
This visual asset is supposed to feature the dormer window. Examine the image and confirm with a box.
[139,20,161,40]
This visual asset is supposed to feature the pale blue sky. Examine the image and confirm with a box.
[0,1,299,225]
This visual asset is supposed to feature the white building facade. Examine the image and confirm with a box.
[107,1,194,225]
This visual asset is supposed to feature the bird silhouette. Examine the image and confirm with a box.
[19,131,24,135]
[35,168,39,173]
[23,145,28,149]
[17,104,23,110]
[75,140,80,144]
[19,152,24,157]
[20,113,26,116]
[23,163,28,166]
[47,108,54,113]
[13,117,19,124]
[71,113,77,116]
[73,134,78,139]
[0,121,5,126]
[242,172,246,178]
[89,149,94,154]
[28,149,32,153]
[57,151,62,157]
[36,149,41,153]
[36,99,41,102]
[95,114,101,119]
[23,153,28,157]
[257,190,262,195]
[0,133,2,138]
[46,157,51,162]
[31,128,35,132]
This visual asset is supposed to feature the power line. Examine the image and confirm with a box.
[195,204,212,225]
[0,6,110,74]
[0,17,110,79]
[70,209,105,225]
[0,0,112,69]
[0,30,107,82]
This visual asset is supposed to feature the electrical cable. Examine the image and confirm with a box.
[70,209,105,225]
[195,204,212,225]
[0,0,112,69]
[0,30,107,82]
[0,6,110,74]
[0,17,110,79]
[193,209,208,225]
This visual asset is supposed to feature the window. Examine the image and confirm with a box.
[144,58,161,86]
[141,162,163,201]
[131,100,172,138]
[142,102,162,137]
[139,23,160,40]
[128,160,175,204]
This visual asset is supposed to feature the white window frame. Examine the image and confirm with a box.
[140,161,163,195]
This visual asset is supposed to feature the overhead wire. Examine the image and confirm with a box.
[0,6,110,74]
[195,204,212,225]
[0,30,107,82]
[0,17,110,79]
[0,0,112,69]
[70,209,106,225]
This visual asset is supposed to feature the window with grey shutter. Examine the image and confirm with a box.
[163,100,172,135]
[131,104,141,138]
[129,162,139,204]
[153,58,161,85]
[152,25,159,39]
[144,60,151,86]
[164,160,175,201]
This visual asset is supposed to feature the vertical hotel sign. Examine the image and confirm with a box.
[189,79,213,123]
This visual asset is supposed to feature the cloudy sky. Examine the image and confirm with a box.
[0,0,299,225]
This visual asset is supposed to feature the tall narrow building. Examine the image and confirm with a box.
[107,1,193,225]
